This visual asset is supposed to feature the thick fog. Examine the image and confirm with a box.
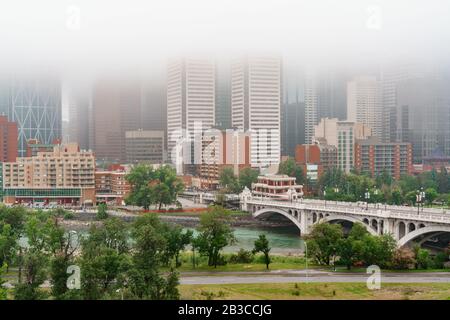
[1,0,450,77]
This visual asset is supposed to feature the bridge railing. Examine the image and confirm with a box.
[246,198,450,224]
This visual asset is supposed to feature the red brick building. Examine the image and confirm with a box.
[354,138,413,180]
[95,165,131,205]
[0,116,18,162]
[295,142,337,183]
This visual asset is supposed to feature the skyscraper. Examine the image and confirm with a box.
[304,70,347,143]
[282,61,305,157]
[347,76,383,139]
[231,56,281,168]
[66,84,91,150]
[0,76,62,157]
[91,78,142,162]
[395,75,450,162]
[166,58,216,173]
[215,60,232,129]
[141,72,166,132]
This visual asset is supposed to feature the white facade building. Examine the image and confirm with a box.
[231,56,281,168]
[167,58,216,173]
[347,76,383,139]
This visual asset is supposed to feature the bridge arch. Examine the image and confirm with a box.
[253,207,303,234]
[322,215,378,236]
[398,225,450,247]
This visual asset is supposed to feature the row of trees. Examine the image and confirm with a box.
[0,205,188,300]
[0,203,273,299]
[318,167,450,206]
[125,165,185,210]
[306,222,450,270]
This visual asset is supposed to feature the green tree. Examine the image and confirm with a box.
[416,249,430,269]
[14,211,55,299]
[278,157,304,184]
[253,234,271,269]
[14,251,48,300]
[219,167,240,193]
[238,167,259,190]
[79,219,130,300]
[436,167,449,193]
[306,223,343,266]
[0,224,17,271]
[128,214,180,299]
[125,164,156,209]
[336,223,368,270]
[162,225,193,267]
[424,188,438,206]
[0,263,7,300]
[48,221,79,299]
[96,203,108,220]
[195,206,235,267]
[360,234,396,268]
[152,165,184,210]
[126,165,184,210]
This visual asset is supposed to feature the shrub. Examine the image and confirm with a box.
[63,212,75,220]
[391,248,416,270]
[229,249,253,264]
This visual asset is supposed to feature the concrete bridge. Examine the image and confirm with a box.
[239,189,450,248]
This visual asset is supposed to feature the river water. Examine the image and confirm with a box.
[185,225,305,254]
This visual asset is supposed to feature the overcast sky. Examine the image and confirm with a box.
[1,0,449,77]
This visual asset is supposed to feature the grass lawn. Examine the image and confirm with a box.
[174,253,311,272]
[179,282,450,300]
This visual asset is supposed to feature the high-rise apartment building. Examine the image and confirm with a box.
[314,118,372,173]
[231,56,281,168]
[91,78,142,162]
[354,138,413,180]
[1,143,95,205]
[0,76,62,157]
[347,76,383,139]
[167,58,216,174]
[0,116,18,162]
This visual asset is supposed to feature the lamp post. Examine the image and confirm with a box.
[323,189,327,207]
[334,186,339,204]
[420,188,425,212]
[416,187,425,214]
[373,187,379,209]
[364,188,370,210]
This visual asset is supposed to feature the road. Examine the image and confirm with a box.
[180,269,450,285]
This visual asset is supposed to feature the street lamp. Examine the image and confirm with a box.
[420,188,426,211]
[416,187,425,214]
[334,186,339,204]
[373,187,379,209]
[323,188,327,207]
[364,188,370,210]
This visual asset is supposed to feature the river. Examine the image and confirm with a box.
[185,225,305,254]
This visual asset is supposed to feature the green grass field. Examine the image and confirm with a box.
[174,252,310,272]
[179,282,450,300]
